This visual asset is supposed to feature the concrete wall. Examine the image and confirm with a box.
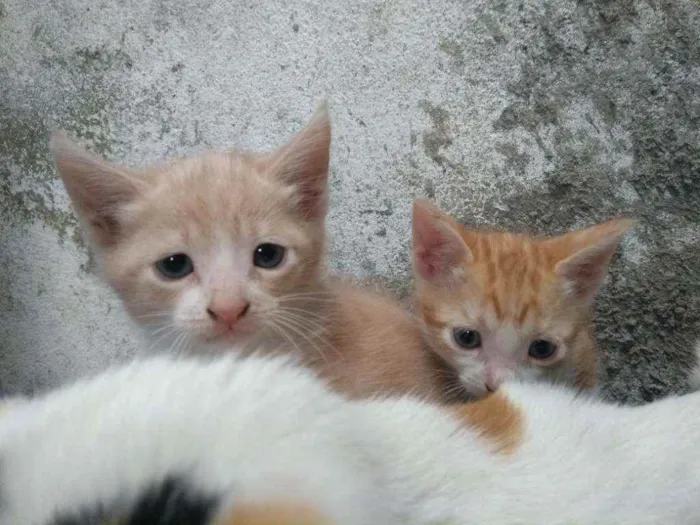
[1,0,698,402]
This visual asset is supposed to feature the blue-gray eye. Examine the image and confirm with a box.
[253,243,286,269]
[453,328,482,349]
[528,340,557,360]
[155,253,194,279]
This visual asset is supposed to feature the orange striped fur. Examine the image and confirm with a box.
[412,199,634,398]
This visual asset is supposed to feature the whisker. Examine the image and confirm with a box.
[276,311,345,362]
[134,311,173,321]
[276,311,329,335]
[150,323,177,337]
[277,294,336,304]
[172,332,184,356]
[266,319,306,361]
[170,332,188,356]
[148,327,178,353]
[273,317,331,366]
[444,382,467,396]
[177,333,193,357]
[275,312,344,363]
[431,368,461,379]
[125,299,177,308]
[276,306,328,322]
[274,310,330,337]
[166,332,182,354]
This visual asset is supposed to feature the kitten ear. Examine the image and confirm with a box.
[268,103,331,219]
[50,131,145,247]
[553,219,636,302]
[412,199,472,284]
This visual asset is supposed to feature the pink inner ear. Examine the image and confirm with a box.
[552,218,634,301]
[415,238,449,279]
[413,205,467,281]
[412,200,472,282]
[563,256,605,298]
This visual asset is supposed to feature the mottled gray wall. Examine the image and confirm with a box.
[1,0,698,401]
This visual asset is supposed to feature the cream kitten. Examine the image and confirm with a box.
[51,108,455,401]
[3,351,700,524]
[411,199,634,398]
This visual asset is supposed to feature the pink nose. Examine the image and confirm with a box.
[485,367,507,393]
[207,301,250,327]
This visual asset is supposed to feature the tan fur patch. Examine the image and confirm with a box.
[321,278,457,403]
[217,501,332,525]
[450,391,524,455]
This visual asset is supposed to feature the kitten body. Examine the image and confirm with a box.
[320,278,455,399]
[2,352,700,524]
[412,199,633,398]
[51,109,452,401]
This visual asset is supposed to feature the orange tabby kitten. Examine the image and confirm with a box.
[51,107,454,401]
[412,199,634,398]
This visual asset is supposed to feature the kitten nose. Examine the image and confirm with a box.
[485,367,506,393]
[207,300,250,327]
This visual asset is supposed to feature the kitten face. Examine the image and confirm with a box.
[102,157,324,351]
[52,107,331,354]
[412,199,633,397]
[418,259,585,398]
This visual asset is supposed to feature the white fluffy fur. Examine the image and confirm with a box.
[1,353,700,524]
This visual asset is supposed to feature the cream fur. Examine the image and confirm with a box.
[1,353,699,524]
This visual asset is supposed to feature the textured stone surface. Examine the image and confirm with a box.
[1,0,698,401]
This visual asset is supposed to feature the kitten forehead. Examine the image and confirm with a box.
[491,321,519,348]
[100,150,319,292]
[456,231,568,324]
[419,232,584,337]
[138,152,297,236]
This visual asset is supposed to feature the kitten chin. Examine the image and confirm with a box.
[412,198,634,398]
[53,107,457,403]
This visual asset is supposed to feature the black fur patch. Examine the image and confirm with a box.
[52,476,220,525]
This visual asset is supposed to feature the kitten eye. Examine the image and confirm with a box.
[155,253,194,280]
[528,339,557,360]
[253,243,286,269]
[452,328,482,349]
